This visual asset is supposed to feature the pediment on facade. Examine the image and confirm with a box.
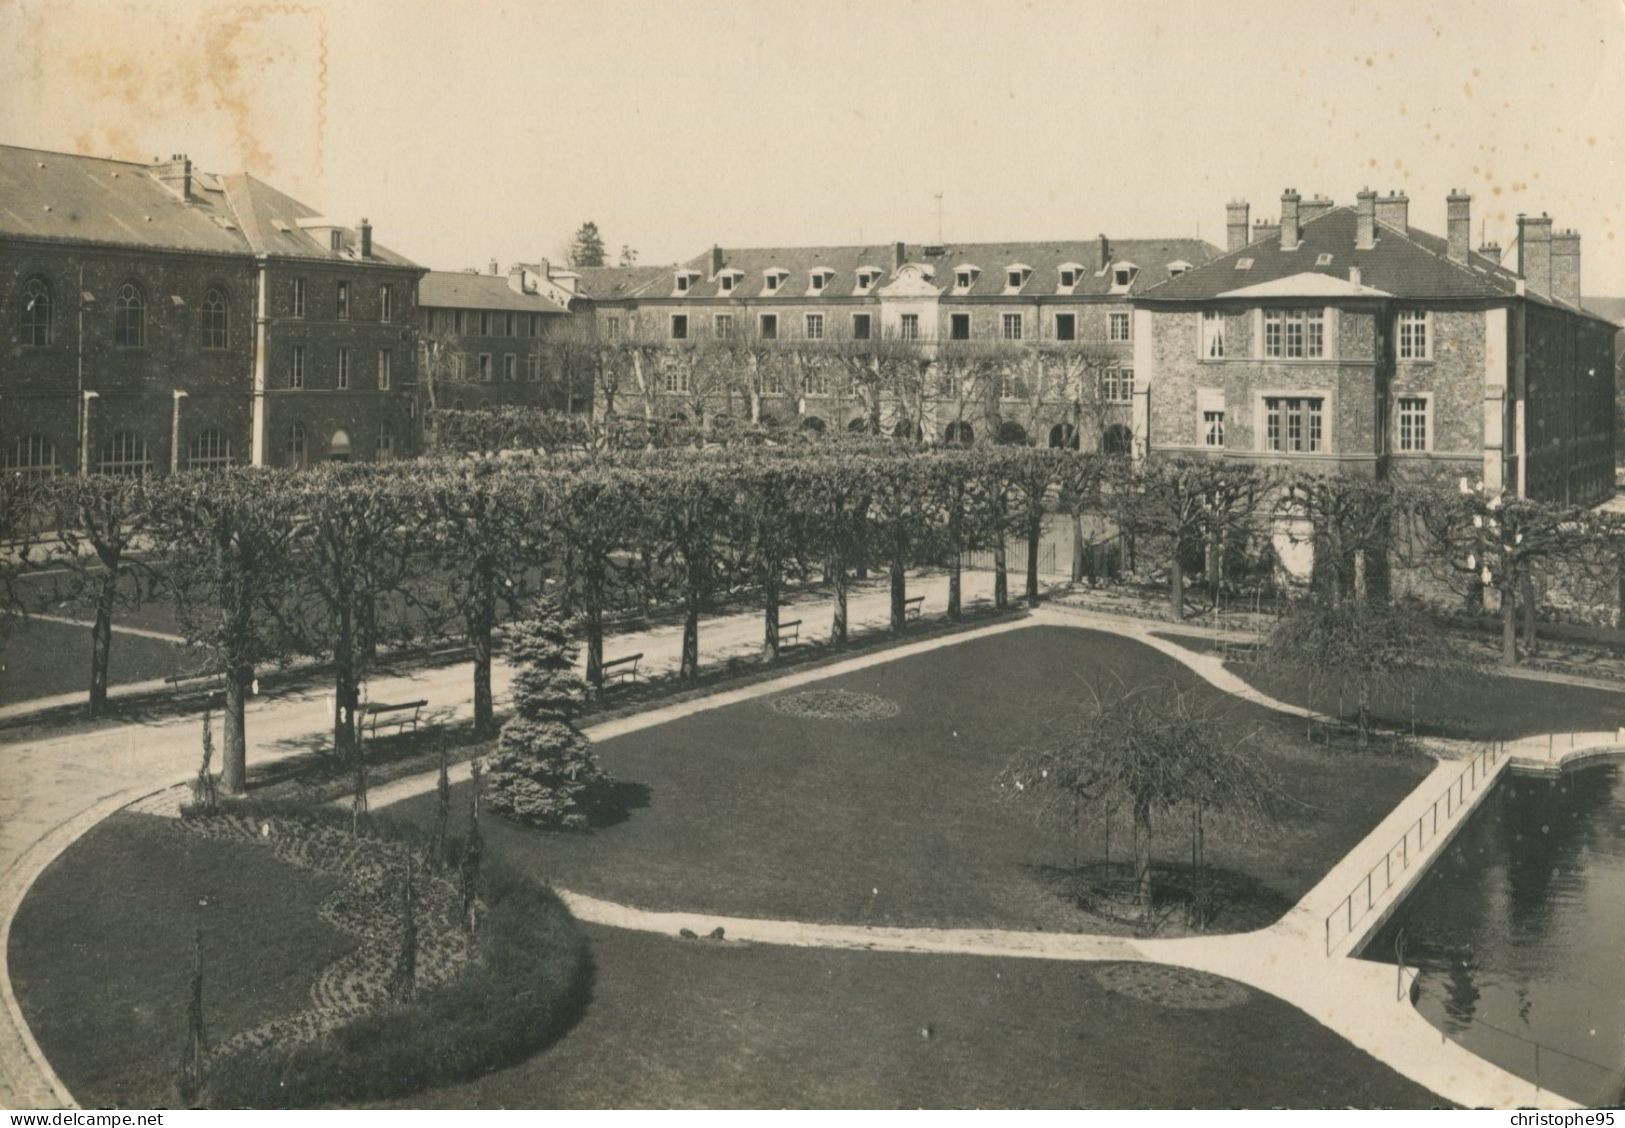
[1217,272,1393,299]
[877,265,941,299]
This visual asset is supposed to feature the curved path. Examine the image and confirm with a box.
[4,596,1619,1109]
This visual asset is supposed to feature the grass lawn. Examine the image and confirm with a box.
[8,811,355,1108]
[387,923,1444,1109]
[0,618,191,706]
[1154,633,1625,741]
[392,624,1432,933]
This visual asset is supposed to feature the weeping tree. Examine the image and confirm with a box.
[483,600,613,829]
[999,680,1277,917]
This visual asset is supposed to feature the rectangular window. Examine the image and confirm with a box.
[1001,313,1023,341]
[378,349,392,390]
[1055,313,1076,341]
[950,313,970,340]
[454,310,465,334]
[670,315,688,340]
[1263,396,1325,452]
[714,313,733,338]
[478,353,492,382]
[290,345,305,389]
[336,281,350,320]
[805,313,824,340]
[380,283,394,323]
[852,313,872,340]
[1201,310,1226,358]
[527,355,541,382]
[665,366,690,393]
[1000,373,1026,400]
[292,278,306,318]
[675,274,691,293]
[1109,311,1131,341]
[1398,311,1429,360]
[530,314,541,337]
[801,369,828,396]
[605,316,621,340]
[1203,410,1225,447]
[505,313,516,337]
[759,313,778,340]
[899,314,919,340]
[720,274,735,294]
[337,347,350,389]
[1060,269,1077,288]
[1103,368,1135,403]
[1398,396,1428,451]
[1264,309,1326,358]
[503,354,516,382]
[480,311,491,336]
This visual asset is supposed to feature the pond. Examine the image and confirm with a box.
[1365,762,1625,1106]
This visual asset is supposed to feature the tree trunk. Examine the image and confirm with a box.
[1353,547,1368,602]
[221,663,249,794]
[88,572,115,717]
[831,562,848,644]
[948,556,962,620]
[1500,580,1518,665]
[1357,683,1370,749]
[681,598,699,681]
[585,564,605,687]
[1520,570,1538,657]
[763,577,780,657]
[1071,512,1085,583]
[1132,804,1154,915]
[1025,515,1041,607]
[890,557,906,633]
[994,539,1009,610]
[334,604,355,757]
[471,576,496,737]
[1169,555,1185,620]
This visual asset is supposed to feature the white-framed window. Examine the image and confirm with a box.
[1054,313,1076,341]
[1201,310,1226,358]
[505,313,516,337]
[530,314,541,337]
[852,313,872,340]
[1398,310,1430,360]
[999,372,1026,400]
[605,316,621,340]
[719,273,736,294]
[670,314,688,340]
[337,346,351,389]
[1006,269,1025,289]
[479,311,491,335]
[503,354,517,382]
[527,355,541,382]
[336,281,350,320]
[763,270,786,294]
[949,313,971,340]
[21,277,52,346]
[856,270,875,290]
[1059,268,1077,288]
[329,230,343,251]
[665,365,690,393]
[478,353,492,382]
[98,432,150,477]
[801,368,829,396]
[1109,311,1131,341]
[377,422,395,459]
[1397,395,1430,451]
[714,313,733,337]
[186,429,232,471]
[759,313,778,340]
[378,349,392,390]
[1203,410,1225,448]
[379,283,394,323]
[287,422,308,467]
[954,268,977,291]
[805,313,824,340]
[809,270,831,293]
[292,277,306,318]
[675,273,691,293]
[4,434,59,475]
[200,287,228,349]
[1001,313,1023,341]
[113,282,145,347]
[899,314,919,340]
[290,345,305,388]
[1102,367,1135,404]
[1264,308,1325,359]
[453,310,466,334]
[1264,396,1324,453]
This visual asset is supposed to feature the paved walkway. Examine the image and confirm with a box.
[3,592,1621,1109]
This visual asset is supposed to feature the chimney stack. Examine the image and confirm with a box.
[1355,188,1377,250]
[1097,233,1111,271]
[1253,217,1280,246]
[154,153,192,200]
[1349,265,1362,287]
[359,218,372,258]
[1446,191,1471,263]
[1517,213,1554,297]
[710,245,724,276]
[1551,228,1581,308]
[488,258,499,276]
[1225,199,1251,252]
[1375,190,1409,234]
[892,241,907,271]
[1279,189,1301,251]
[1479,240,1502,261]
[1300,194,1335,224]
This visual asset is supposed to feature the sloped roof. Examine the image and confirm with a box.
[1582,296,1625,327]
[571,264,674,301]
[419,270,569,313]
[0,144,249,255]
[220,173,419,267]
[1138,206,1607,325]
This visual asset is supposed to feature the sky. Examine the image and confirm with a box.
[2,0,1622,292]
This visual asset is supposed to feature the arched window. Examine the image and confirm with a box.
[1101,423,1133,457]
[200,287,228,349]
[3,434,59,475]
[20,277,52,347]
[186,429,232,471]
[799,415,826,434]
[944,420,975,446]
[287,422,308,468]
[98,432,150,477]
[376,422,394,460]
[113,283,145,347]
[892,419,923,442]
[997,420,1028,446]
[848,417,870,435]
[1048,422,1079,450]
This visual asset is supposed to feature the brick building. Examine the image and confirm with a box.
[417,263,573,417]
[0,144,426,475]
[1130,189,1616,505]
[557,235,1218,448]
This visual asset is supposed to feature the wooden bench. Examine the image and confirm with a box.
[601,653,642,686]
[360,699,428,737]
[166,669,224,696]
[903,595,925,621]
[777,618,802,648]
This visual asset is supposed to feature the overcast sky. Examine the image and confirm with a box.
[3,0,1622,292]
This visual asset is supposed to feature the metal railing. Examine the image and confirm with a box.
[1324,742,1505,956]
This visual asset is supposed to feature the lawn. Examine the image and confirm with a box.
[1154,633,1625,741]
[0,617,192,706]
[387,923,1443,1109]
[8,811,355,1108]
[392,624,1433,933]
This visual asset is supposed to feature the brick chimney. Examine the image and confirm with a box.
[1097,233,1111,271]
[1479,240,1502,262]
[1375,191,1409,234]
[1446,191,1471,263]
[1551,229,1581,308]
[1355,188,1377,250]
[1225,199,1250,252]
[359,218,372,258]
[1253,217,1280,246]
[1300,194,1334,224]
[154,154,192,199]
[488,258,499,276]
[1280,189,1301,251]
[710,245,724,276]
[892,241,907,271]
[1517,213,1553,297]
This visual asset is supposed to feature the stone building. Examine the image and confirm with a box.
[0,144,426,475]
[555,235,1219,448]
[417,263,573,417]
[1130,189,1616,505]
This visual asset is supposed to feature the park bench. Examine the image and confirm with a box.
[903,595,925,622]
[777,618,802,648]
[360,699,428,738]
[601,652,642,686]
[165,669,224,696]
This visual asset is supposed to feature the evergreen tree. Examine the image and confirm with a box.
[569,221,607,268]
[484,601,612,828]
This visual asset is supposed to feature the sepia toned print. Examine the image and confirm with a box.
[0,0,1622,1113]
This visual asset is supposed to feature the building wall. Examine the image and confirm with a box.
[1,241,256,473]
[1522,302,1616,504]
[416,305,576,415]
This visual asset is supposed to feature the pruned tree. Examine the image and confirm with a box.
[1276,473,1396,603]
[645,464,733,679]
[0,470,48,636]
[1117,458,1269,618]
[1003,448,1069,606]
[867,457,936,631]
[792,458,873,643]
[547,467,641,687]
[729,461,811,657]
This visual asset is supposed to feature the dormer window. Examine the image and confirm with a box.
[809,269,833,294]
[1315,253,1334,267]
[674,270,700,294]
[1057,262,1086,290]
[1235,258,1255,271]
[854,268,879,292]
[719,273,736,294]
[1167,260,1193,277]
[763,269,788,294]
[1003,265,1033,294]
[329,230,343,252]
[953,265,980,292]
[1109,263,1138,292]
